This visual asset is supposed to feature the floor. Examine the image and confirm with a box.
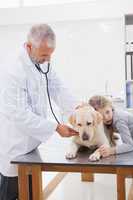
[43,172,132,200]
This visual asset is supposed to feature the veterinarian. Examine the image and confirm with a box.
[89,95,133,157]
[0,24,79,200]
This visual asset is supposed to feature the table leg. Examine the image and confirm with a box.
[117,173,126,200]
[18,165,29,200]
[31,165,43,200]
[128,181,133,200]
[81,173,94,182]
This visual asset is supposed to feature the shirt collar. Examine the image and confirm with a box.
[19,45,34,67]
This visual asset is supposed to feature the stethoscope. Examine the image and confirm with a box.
[35,63,60,124]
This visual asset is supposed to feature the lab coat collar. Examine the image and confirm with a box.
[19,45,34,68]
[19,45,51,74]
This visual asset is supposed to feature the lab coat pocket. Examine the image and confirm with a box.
[27,80,41,110]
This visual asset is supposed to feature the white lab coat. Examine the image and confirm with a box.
[0,47,78,176]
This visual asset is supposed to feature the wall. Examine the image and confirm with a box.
[0,18,125,102]
[0,0,133,25]
[0,0,130,106]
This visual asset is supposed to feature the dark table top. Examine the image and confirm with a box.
[11,135,133,168]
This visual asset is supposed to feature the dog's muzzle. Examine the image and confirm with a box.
[82,132,89,141]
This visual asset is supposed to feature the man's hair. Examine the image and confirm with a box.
[27,24,56,48]
[89,95,112,110]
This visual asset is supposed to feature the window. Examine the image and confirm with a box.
[23,0,95,7]
[0,0,97,8]
[0,0,20,8]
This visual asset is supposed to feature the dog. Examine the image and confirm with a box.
[66,105,122,161]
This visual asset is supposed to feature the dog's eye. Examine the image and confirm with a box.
[77,123,82,127]
[86,122,91,126]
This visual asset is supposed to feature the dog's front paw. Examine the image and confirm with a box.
[89,151,101,161]
[65,151,77,159]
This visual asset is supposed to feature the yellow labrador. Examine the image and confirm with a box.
[66,105,110,161]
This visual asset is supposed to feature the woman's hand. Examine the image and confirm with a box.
[99,144,116,157]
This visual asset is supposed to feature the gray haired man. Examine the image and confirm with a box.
[0,24,79,200]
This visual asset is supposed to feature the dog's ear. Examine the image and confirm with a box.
[69,114,76,126]
[96,111,103,124]
[93,111,103,126]
[75,102,89,109]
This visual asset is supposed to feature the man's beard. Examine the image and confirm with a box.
[30,55,39,64]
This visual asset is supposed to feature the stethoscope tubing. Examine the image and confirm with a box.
[35,63,60,124]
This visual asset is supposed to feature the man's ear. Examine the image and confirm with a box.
[96,111,103,124]
[25,42,32,54]
[69,114,76,126]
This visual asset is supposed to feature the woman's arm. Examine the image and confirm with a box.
[114,119,133,154]
[99,118,133,157]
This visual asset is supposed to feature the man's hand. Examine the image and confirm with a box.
[99,144,116,158]
[56,124,79,137]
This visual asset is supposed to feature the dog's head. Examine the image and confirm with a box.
[69,105,103,142]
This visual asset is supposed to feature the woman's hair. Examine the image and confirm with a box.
[89,95,113,110]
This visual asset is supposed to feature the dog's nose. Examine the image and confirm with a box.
[82,132,89,141]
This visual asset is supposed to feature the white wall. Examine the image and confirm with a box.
[53,18,125,100]
[0,18,125,102]
[0,0,133,25]
[0,0,129,104]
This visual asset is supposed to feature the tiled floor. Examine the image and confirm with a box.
[43,172,132,200]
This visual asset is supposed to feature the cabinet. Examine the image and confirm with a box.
[125,15,133,107]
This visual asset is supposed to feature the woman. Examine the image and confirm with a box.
[89,95,133,200]
[89,95,133,157]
